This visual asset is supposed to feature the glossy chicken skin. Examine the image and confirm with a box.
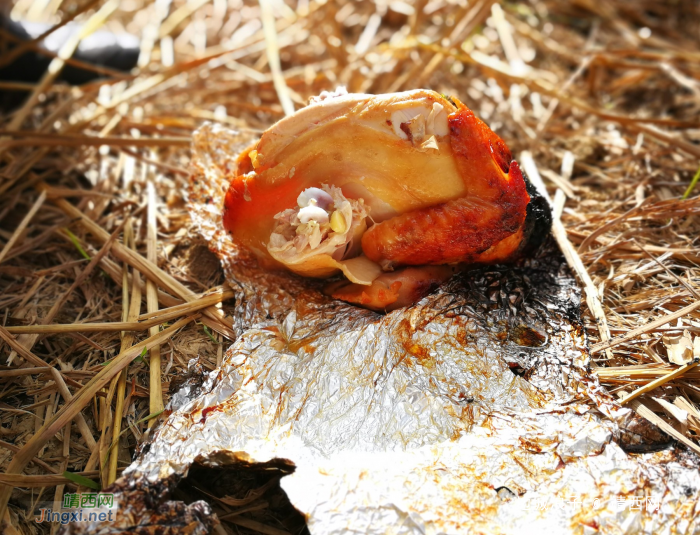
[222,90,538,311]
[361,105,529,268]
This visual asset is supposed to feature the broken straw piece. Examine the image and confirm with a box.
[663,329,694,365]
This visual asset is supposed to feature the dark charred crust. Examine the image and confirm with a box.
[517,171,553,257]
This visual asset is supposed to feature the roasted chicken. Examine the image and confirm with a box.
[223,89,551,311]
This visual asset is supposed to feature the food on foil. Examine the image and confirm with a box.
[223,89,551,311]
[62,118,699,535]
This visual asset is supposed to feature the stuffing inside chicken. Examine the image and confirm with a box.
[266,185,381,284]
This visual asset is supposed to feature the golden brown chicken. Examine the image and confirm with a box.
[223,89,550,311]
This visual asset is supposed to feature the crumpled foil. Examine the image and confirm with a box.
[64,123,700,535]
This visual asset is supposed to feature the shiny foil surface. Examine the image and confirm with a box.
[63,123,700,535]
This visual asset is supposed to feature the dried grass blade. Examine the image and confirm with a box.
[4,320,161,335]
[137,289,234,321]
[158,0,210,39]
[0,190,46,265]
[618,360,699,405]
[42,187,235,339]
[5,217,124,364]
[0,0,102,70]
[51,419,73,528]
[416,0,494,86]
[0,314,200,519]
[591,299,700,354]
[108,223,141,485]
[0,440,58,474]
[0,326,81,388]
[628,399,700,455]
[552,190,614,362]
[49,368,96,452]
[5,293,234,334]
[3,0,118,133]
[259,0,295,116]
[418,42,700,154]
[146,181,164,425]
[1,134,190,148]
[0,473,98,489]
[0,367,51,378]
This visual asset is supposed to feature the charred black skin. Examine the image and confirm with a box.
[517,172,553,258]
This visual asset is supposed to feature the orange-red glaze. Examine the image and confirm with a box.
[326,266,455,312]
[469,227,524,265]
[360,106,530,268]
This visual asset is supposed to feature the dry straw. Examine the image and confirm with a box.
[1,0,699,533]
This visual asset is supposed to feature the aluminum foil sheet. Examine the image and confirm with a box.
[63,123,700,535]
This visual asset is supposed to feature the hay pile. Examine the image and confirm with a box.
[0,0,698,533]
